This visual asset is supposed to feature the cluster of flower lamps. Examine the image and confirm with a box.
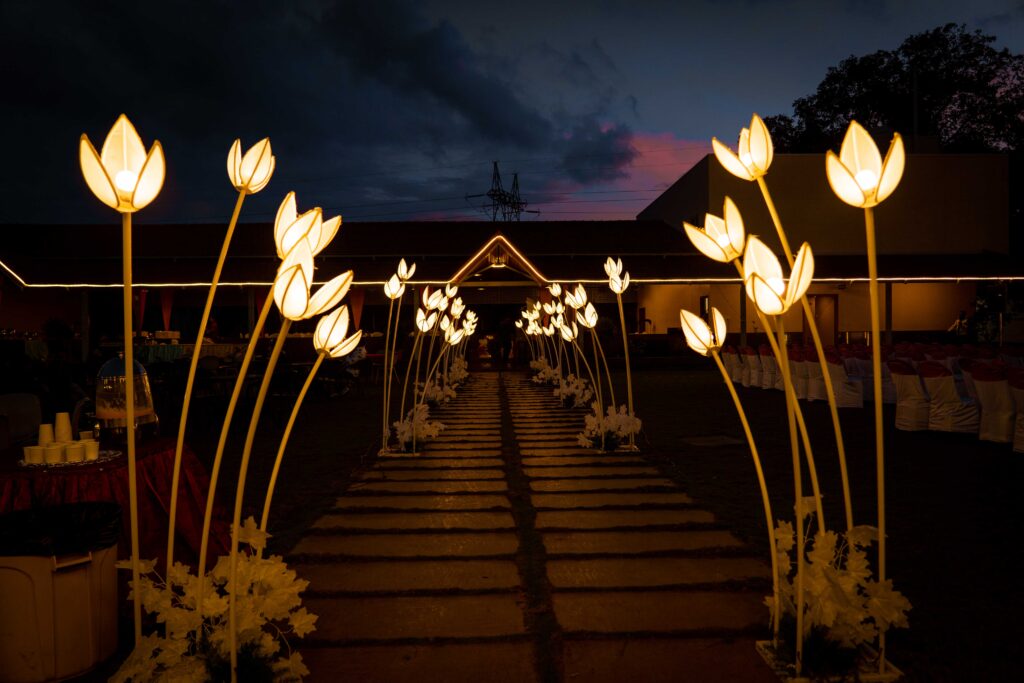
[78,112,911,680]
[680,115,910,677]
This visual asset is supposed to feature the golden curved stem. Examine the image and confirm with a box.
[381,297,395,452]
[167,190,245,576]
[592,329,616,409]
[711,349,779,643]
[229,318,292,681]
[260,353,325,533]
[615,293,635,446]
[196,292,274,618]
[757,176,853,532]
[865,206,887,673]
[121,212,142,644]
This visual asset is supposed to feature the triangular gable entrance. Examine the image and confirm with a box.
[449,233,548,285]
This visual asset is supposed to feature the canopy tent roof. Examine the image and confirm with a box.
[2,219,1022,289]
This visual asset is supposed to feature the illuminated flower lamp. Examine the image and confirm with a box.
[605,257,636,448]
[381,271,406,453]
[416,319,466,419]
[826,120,904,674]
[577,300,616,411]
[79,114,164,644]
[680,306,779,641]
[397,306,437,452]
[715,116,855,533]
[382,259,416,452]
[742,235,825,674]
[228,239,352,677]
[683,197,746,263]
[398,258,416,281]
[261,305,362,532]
[196,192,329,617]
[166,138,274,576]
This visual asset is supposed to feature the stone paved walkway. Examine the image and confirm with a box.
[288,373,777,682]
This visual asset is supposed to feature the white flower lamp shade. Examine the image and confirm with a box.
[398,259,416,281]
[684,197,747,263]
[273,192,324,259]
[679,307,726,356]
[743,236,815,315]
[711,113,773,181]
[314,306,350,353]
[80,115,165,213]
[273,241,313,320]
[305,271,353,320]
[384,274,405,300]
[826,120,905,208]
[227,138,275,194]
[329,329,363,358]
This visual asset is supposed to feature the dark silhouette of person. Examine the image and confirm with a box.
[497,316,516,369]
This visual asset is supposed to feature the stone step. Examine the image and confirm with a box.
[562,638,776,682]
[291,532,519,559]
[335,494,510,511]
[301,642,538,683]
[313,511,516,531]
[553,590,765,635]
[305,593,526,640]
[524,466,661,479]
[530,478,677,492]
[546,556,770,588]
[361,469,505,481]
[530,492,693,509]
[543,530,744,556]
[522,456,647,467]
[391,449,503,458]
[535,509,715,530]
[423,442,502,451]
[378,458,504,469]
[351,481,508,494]
[296,559,521,593]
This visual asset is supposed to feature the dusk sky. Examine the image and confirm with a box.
[1,0,1021,225]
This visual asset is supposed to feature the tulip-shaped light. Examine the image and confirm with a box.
[826,121,905,208]
[314,306,351,354]
[684,197,747,263]
[227,138,275,194]
[742,236,815,316]
[80,115,165,213]
[384,274,405,300]
[604,257,623,279]
[577,302,599,329]
[398,259,416,281]
[609,272,630,295]
[680,307,727,357]
[711,114,774,181]
[274,193,323,259]
[548,283,562,297]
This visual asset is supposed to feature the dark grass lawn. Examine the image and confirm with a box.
[158,365,1022,681]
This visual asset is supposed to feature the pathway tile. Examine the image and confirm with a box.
[335,494,510,510]
[530,492,694,508]
[377,458,504,469]
[562,638,776,683]
[546,557,769,588]
[303,643,538,683]
[292,532,519,558]
[351,480,508,494]
[522,456,647,467]
[314,511,516,531]
[306,594,526,640]
[530,478,677,492]
[523,466,661,479]
[535,509,714,529]
[543,530,744,555]
[296,559,521,592]
[361,469,504,481]
[553,590,764,633]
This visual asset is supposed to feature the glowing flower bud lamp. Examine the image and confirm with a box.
[166,137,275,576]
[79,114,165,644]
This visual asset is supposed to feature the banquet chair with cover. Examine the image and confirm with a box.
[918,361,979,433]
[741,347,760,388]
[723,347,742,384]
[805,347,827,402]
[825,352,863,408]
[970,364,1015,443]
[1009,370,1024,453]
[759,345,776,390]
[888,361,929,431]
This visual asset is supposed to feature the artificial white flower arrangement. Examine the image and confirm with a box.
[418,379,457,407]
[577,404,641,451]
[393,404,446,452]
[447,356,469,386]
[112,518,315,682]
[530,357,559,384]
[554,373,594,408]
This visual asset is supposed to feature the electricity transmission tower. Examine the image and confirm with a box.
[466,161,539,221]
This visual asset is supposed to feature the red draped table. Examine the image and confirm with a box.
[0,438,229,568]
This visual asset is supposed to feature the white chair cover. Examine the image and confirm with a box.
[745,352,762,388]
[806,358,827,402]
[760,353,777,390]
[723,352,741,384]
[890,371,929,431]
[921,374,979,433]
[739,354,751,387]
[826,361,864,408]
[960,367,979,401]
[973,377,1015,443]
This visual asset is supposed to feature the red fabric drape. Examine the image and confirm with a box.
[0,439,230,569]
[160,290,174,331]
[137,288,148,333]
[349,288,366,329]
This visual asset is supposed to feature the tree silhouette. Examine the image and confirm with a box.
[765,24,1024,153]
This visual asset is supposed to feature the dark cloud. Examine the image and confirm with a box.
[557,119,637,184]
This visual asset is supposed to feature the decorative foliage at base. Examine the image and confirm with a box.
[530,358,559,384]
[393,404,446,452]
[577,404,641,451]
[766,517,911,675]
[554,373,593,408]
[419,379,456,407]
[447,356,468,386]
[112,519,315,682]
